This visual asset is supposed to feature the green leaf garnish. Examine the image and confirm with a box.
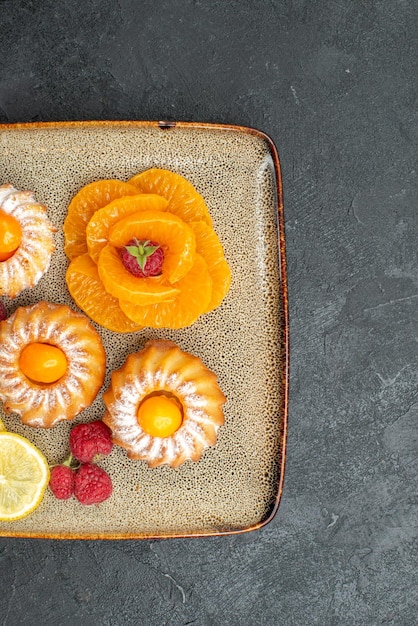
[125,238,160,271]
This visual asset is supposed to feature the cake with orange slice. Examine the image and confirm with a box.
[64,169,231,331]
[103,339,226,468]
[0,301,106,428]
[0,184,56,298]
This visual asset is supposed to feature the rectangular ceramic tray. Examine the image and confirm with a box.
[0,121,288,539]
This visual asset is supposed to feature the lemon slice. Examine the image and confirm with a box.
[0,432,50,522]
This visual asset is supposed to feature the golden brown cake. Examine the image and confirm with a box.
[103,340,226,468]
[0,301,106,427]
[0,184,56,298]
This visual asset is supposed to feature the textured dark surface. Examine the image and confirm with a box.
[0,1,417,624]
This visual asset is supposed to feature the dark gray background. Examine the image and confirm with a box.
[1,1,417,624]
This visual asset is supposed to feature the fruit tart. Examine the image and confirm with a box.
[0,301,106,427]
[0,184,56,298]
[103,339,226,468]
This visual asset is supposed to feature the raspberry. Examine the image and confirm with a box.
[74,463,112,505]
[69,420,113,463]
[0,301,7,322]
[120,239,164,277]
[49,464,75,500]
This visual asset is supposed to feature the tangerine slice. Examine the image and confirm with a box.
[189,221,232,312]
[63,180,139,259]
[128,168,212,226]
[108,210,196,284]
[120,254,212,329]
[98,243,180,306]
[66,254,142,333]
[86,194,169,263]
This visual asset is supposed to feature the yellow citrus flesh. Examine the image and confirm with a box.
[19,343,68,384]
[0,432,50,521]
[138,395,183,438]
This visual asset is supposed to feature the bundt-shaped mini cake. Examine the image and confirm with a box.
[0,301,106,427]
[0,184,56,298]
[103,340,226,468]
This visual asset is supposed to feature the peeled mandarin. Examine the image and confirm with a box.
[189,220,231,312]
[19,343,68,384]
[0,210,22,261]
[138,395,183,438]
[119,253,212,329]
[128,168,212,225]
[63,179,140,259]
[108,209,196,284]
[86,194,169,264]
[65,253,143,333]
[98,243,180,305]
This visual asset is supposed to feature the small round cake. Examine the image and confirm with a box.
[103,339,226,468]
[0,301,106,427]
[0,184,56,298]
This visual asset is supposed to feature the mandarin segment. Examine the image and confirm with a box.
[86,194,169,263]
[128,168,212,225]
[108,210,196,284]
[63,179,140,259]
[98,243,180,306]
[119,254,212,328]
[66,253,143,333]
[189,220,232,312]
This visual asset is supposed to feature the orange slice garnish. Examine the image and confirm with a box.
[86,194,169,263]
[120,254,212,328]
[63,180,139,259]
[189,221,231,312]
[129,168,212,225]
[108,210,196,284]
[98,243,179,306]
[66,253,142,333]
